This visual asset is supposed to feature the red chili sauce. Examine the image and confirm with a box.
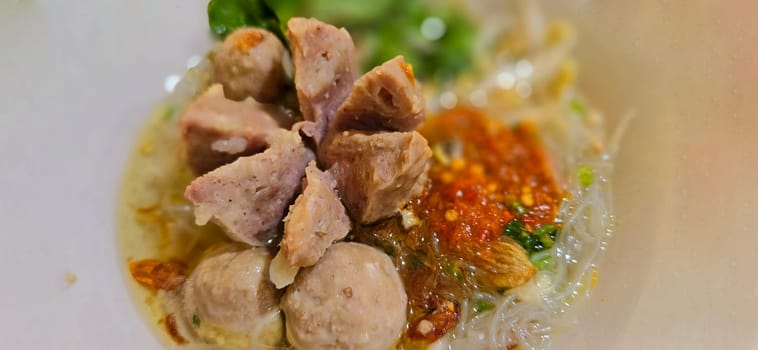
[352,107,564,346]
[416,107,563,248]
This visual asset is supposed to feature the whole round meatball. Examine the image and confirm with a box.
[213,27,287,102]
[182,247,282,340]
[282,242,407,350]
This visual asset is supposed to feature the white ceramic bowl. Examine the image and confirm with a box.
[1,0,756,349]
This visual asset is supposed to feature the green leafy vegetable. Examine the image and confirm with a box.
[269,0,476,80]
[208,0,248,37]
[503,220,558,254]
[578,166,594,187]
[305,0,395,24]
[208,0,287,44]
[192,314,201,327]
[472,299,494,313]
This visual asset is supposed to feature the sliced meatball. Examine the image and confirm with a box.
[185,130,315,246]
[282,242,407,350]
[182,247,283,344]
[321,131,432,223]
[213,27,288,102]
[281,161,350,266]
[287,17,356,143]
[269,161,350,288]
[332,56,425,132]
[179,84,282,175]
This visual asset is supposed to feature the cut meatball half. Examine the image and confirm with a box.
[179,84,283,175]
[185,129,315,246]
[282,242,407,350]
[181,247,283,345]
[269,161,350,288]
[287,17,356,143]
[321,131,432,223]
[213,27,288,102]
[332,56,425,132]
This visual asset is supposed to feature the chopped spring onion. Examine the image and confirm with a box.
[406,254,424,271]
[578,166,594,187]
[569,98,587,117]
[510,201,526,216]
[383,245,396,257]
[446,261,463,282]
[503,219,527,240]
[529,250,554,271]
[472,299,495,313]
[163,105,176,121]
[533,224,555,249]
[503,220,558,254]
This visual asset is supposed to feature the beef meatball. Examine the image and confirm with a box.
[282,242,407,350]
[182,247,283,345]
[213,27,288,102]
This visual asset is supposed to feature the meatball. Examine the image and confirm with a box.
[213,27,288,102]
[182,247,282,343]
[179,84,281,175]
[282,242,407,350]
